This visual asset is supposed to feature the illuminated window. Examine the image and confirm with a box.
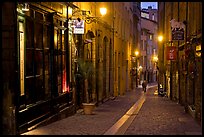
[21,10,68,106]
[152,14,155,21]
[150,34,153,40]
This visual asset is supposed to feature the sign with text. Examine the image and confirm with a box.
[170,19,185,41]
[171,29,184,40]
[73,19,84,34]
[166,46,177,60]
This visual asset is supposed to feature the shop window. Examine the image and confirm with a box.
[53,20,67,95]
[23,13,52,105]
[19,9,68,107]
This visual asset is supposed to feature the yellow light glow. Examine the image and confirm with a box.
[68,7,73,17]
[158,35,163,42]
[135,51,139,56]
[100,7,107,16]
[153,56,158,62]
[139,66,143,70]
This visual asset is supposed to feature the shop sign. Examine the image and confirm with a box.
[170,19,185,41]
[171,29,184,40]
[73,18,84,34]
[166,46,177,60]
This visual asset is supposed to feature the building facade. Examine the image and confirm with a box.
[1,2,78,134]
[140,6,158,84]
[158,2,202,125]
[1,2,141,135]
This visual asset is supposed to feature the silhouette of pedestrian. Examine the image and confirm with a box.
[142,80,147,93]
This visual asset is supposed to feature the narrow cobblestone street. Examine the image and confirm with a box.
[124,86,202,135]
[22,83,202,135]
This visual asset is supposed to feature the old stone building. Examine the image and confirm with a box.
[140,6,158,84]
[1,2,141,135]
[158,2,202,125]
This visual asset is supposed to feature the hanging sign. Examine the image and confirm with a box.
[166,46,177,60]
[73,18,84,34]
[170,19,185,41]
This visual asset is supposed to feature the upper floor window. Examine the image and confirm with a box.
[152,14,155,21]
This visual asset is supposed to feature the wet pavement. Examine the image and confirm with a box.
[22,83,202,135]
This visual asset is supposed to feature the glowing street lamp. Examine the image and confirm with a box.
[158,35,163,42]
[85,7,107,24]
[100,7,107,16]
[135,51,139,57]
[153,56,158,62]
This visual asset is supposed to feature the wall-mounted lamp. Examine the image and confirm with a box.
[100,7,107,16]
[84,7,107,24]
[153,56,158,62]
[158,35,163,42]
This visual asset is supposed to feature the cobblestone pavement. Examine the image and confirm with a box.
[22,83,202,135]
[22,84,144,135]
[124,87,202,135]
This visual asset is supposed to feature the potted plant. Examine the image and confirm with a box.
[76,58,96,115]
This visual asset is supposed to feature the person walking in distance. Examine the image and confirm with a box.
[142,80,147,93]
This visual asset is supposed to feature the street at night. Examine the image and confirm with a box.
[22,84,202,135]
[1,2,202,135]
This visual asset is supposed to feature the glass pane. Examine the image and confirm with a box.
[25,77,35,104]
[35,76,44,100]
[58,54,62,94]
[44,25,50,49]
[44,49,50,74]
[35,50,43,76]
[58,55,62,73]
[45,74,51,98]
[35,22,43,49]
[58,75,62,94]
[54,29,58,49]
[58,30,61,50]
[62,55,67,93]
[62,30,65,50]
[26,49,34,76]
[26,19,33,48]
[44,49,50,98]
